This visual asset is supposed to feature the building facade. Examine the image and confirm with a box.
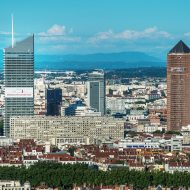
[46,88,62,116]
[106,97,126,115]
[63,100,101,116]
[87,70,105,115]
[10,116,125,144]
[0,181,30,190]
[4,36,34,137]
[167,40,190,131]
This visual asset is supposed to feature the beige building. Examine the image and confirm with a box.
[34,78,46,115]
[10,116,124,145]
[0,181,30,190]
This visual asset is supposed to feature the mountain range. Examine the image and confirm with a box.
[0,51,165,70]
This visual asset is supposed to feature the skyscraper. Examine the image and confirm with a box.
[4,35,34,137]
[167,40,190,131]
[46,88,62,116]
[87,70,105,115]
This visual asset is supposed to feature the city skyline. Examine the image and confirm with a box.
[1,1,190,188]
[0,0,190,58]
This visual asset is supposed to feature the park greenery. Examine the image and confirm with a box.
[0,162,190,189]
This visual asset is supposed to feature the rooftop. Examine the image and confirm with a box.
[169,40,190,54]
[4,35,34,53]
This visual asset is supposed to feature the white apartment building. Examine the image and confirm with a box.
[125,98,147,110]
[126,110,145,124]
[50,83,86,99]
[10,116,125,145]
[106,97,126,114]
[74,107,101,117]
[0,181,30,190]
[106,84,129,96]
[165,163,190,174]
[62,104,101,117]
[115,138,160,149]
[144,124,158,133]
[34,78,46,115]
[0,137,13,146]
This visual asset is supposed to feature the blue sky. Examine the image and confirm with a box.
[0,0,190,58]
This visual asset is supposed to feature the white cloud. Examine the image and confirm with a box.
[89,27,171,43]
[37,24,80,43]
[95,30,113,40]
[0,31,11,35]
[88,30,113,43]
[47,24,66,35]
[38,24,66,36]
[34,25,173,54]
[184,32,190,36]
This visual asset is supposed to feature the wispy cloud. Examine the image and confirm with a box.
[38,24,66,36]
[184,32,190,36]
[37,24,80,43]
[0,31,11,35]
[88,27,171,43]
[0,24,187,55]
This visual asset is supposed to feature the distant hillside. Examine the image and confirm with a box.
[36,51,162,63]
[0,51,165,70]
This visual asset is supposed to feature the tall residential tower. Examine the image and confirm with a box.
[4,35,34,136]
[167,40,190,131]
[87,70,105,115]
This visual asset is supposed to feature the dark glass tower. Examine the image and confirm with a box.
[46,88,62,116]
[4,35,34,137]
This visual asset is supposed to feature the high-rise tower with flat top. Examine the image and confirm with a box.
[87,70,105,115]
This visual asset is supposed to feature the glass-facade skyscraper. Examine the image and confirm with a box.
[87,70,105,115]
[4,35,34,137]
[46,88,62,116]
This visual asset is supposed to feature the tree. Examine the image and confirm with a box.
[0,162,190,188]
[68,147,76,156]
[165,131,182,135]
[153,130,164,134]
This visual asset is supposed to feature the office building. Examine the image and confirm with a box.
[4,35,34,137]
[167,40,190,131]
[34,78,46,115]
[10,116,125,145]
[106,97,127,115]
[46,88,62,116]
[0,181,30,190]
[63,100,101,116]
[87,70,105,115]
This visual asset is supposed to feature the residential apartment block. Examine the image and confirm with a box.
[10,116,125,144]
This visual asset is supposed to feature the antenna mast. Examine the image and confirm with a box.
[11,14,14,48]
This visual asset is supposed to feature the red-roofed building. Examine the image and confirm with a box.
[165,162,190,173]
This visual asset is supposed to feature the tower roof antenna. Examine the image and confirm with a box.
[11,14,14,48]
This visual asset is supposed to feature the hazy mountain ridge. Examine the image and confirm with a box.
[0,51,165,70]
[35,51,162,62]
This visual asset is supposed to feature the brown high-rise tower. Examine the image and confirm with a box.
[167,40,190,131]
